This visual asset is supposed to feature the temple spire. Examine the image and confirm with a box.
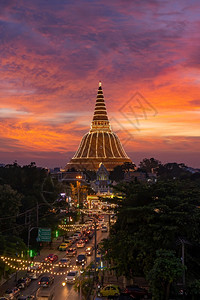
[90,82,111,132]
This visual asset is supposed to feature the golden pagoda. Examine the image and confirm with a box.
[66,82,132,171]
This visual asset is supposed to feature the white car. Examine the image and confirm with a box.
[64,270,79,284]
[73,233,81,240]
[27,264,41,279]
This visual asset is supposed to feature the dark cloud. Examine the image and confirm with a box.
[189,100,200,106]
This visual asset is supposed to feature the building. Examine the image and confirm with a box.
[91,163,112,195]
[66,82,132,171]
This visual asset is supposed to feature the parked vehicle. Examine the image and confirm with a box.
[18,296,35,300]
[100,285,120,297]
[66,248,77,257]
[38,276,54,287]
[124,285,152,298]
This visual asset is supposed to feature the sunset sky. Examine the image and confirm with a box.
[0,0,200,168]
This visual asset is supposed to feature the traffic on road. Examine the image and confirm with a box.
[0,213,109,300]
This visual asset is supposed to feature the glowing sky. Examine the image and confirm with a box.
[0,0,200,168]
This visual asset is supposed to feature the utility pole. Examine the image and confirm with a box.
[108,213,111,232]
[94,218,97,282]
[36,201,39,227]
[181,240,185,287]
[28,226,38,257]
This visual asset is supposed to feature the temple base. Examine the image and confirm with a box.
[66,157,132,171]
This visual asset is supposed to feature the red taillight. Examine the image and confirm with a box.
[47,282,48,284]
[39,282,40,285]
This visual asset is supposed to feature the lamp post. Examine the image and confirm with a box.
[28,226,38,257]
[76,175,82,212]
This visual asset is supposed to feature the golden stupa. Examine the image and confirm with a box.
[66,82,132,171]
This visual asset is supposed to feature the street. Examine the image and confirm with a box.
[1,214,109,300]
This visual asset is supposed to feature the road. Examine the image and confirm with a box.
[16,215,109,300]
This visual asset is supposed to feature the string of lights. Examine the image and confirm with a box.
[0,256,79,275]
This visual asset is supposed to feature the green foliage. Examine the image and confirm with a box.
[0,163,63,279]
[102,179,200,297]
[139,157,161,173]
[188,279,200,295]
[147,250,184,300]
[74,277,93,299]
[110,162,136,182]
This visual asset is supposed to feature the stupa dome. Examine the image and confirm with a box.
[66,82,132,171]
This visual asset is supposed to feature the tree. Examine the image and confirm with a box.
[157,162,191,179]
[0,184,22,235]
[102,179,200,295]
[139,157,161,173]
[147,250,184,300]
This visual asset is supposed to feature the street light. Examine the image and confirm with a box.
[76,175,82,211]
[27,226,38,257]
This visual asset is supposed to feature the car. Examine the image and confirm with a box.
[16,277,31,289]
[27,268,41,280]
[85,230,94,239]
[77,240,85,248]
[82,236,89,244]
[45,254,58,263]
[64,270,79,284]
[68,236,76,244]
[101,225,108,232]
[124,285,152,298]
[58,258,71,267]
[66,247,77,257]
[36,288,54,299]
[27,262,41,272]
[4,287,20,299]
[100,285,120,297]
[85,246,93,256]
[63,239,72,247]
[75,231,82,237]
[38,276,54,287]
[73,233,81,240]
[76,254,87,265]
[17,296,35,300]
[59,243,69,251]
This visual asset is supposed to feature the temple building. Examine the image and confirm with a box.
[90,163,112,195]
[66,82,132,171]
